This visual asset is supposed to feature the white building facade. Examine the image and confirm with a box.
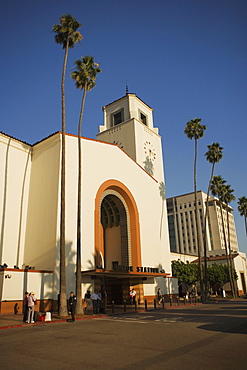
[167,191,239,255]
[167,191,247,295]
[0,94,174,313]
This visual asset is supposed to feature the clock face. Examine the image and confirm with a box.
[144,141,156,161]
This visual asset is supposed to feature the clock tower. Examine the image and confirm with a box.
[97,93,165,185]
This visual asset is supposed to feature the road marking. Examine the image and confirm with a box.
[98,318,148,324]
[155,319,177,323]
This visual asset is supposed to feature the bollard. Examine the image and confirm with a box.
[162,298,165,308]
[169,295,172,307]
[184,296,186,305]
[124,300,126,312]
[145,299,148,311]
[177,296,179,306]
[154,298,157,309]
[135,300,137,311]
[112,301,115,313]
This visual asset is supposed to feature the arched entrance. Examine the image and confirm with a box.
[101,192,131,270]
[94,180,141,303]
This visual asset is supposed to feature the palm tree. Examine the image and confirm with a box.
[184,118,206,301]
[71,56,101,314]
[53,14,82,317]
[210,176,236,297]
[203,143,223,299]
[237,196,247,236]
[220,184,237,297]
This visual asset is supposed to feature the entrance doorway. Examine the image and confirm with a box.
[101,193,130,270]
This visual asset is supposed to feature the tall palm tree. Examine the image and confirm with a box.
[53,14,82,317]
[238,196,247,236]
[203,143,223,299]
[71,56,101,314]
[210,176,236,297]
[184,118,206,301]
[220,184,237,297]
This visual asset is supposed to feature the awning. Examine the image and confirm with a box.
[81,269,170,279]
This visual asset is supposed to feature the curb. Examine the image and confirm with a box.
[0,313,107,330]
[0,303,204,330]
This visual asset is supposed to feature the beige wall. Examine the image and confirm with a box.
[24,134,60,270]
[77,136,171,276]
[0,269,53,301]
[0,133,31,268]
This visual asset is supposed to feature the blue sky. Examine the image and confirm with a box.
[1,0,247,253]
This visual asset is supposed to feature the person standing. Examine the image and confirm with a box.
[27,292,36,323]
[131,288,137,305]
[84,290,92,313]
[129,289,133,305]
[23,291,29,322]
[68,292,76,322]
[91,290,101,314]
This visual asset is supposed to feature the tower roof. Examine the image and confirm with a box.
[102,93,153,111]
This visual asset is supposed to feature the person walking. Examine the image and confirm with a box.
[68,292,76,322]
[27,292,36,323]
[157,288,163,304]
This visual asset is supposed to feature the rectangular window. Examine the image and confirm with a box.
[140,113,147,125]
[112,109,124,126]
[139,109,147,125]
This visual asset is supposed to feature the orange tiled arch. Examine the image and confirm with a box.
[94,179,141,269]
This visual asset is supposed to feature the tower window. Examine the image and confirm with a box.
[140,113,147,125]
[112,109,124,126]
[139,109,147,125]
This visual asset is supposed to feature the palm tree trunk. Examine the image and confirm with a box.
[219,203,234,296]
[226,208,237,297]
[194,139,204,301]
[75,87,87,315]
[203,162,215,300]
[59,39,69,317]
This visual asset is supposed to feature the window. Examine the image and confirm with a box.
[139,110,147,125]
[140,113,147,125]
[112,109,124,126]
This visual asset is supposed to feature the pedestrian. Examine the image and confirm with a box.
[157,288,163,304]
[68,292,76,322]
[23,291,29,322]
[131,288,137,305]
[91,290,101,314]
[129,289,133,305]
[27,292,36,323]
[84,290,92,313]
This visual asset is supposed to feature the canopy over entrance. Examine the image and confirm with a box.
[81,269,170,304]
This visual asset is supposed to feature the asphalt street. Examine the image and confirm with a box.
[1,301,247,369]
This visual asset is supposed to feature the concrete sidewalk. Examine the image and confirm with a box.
[0,300,203,329]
